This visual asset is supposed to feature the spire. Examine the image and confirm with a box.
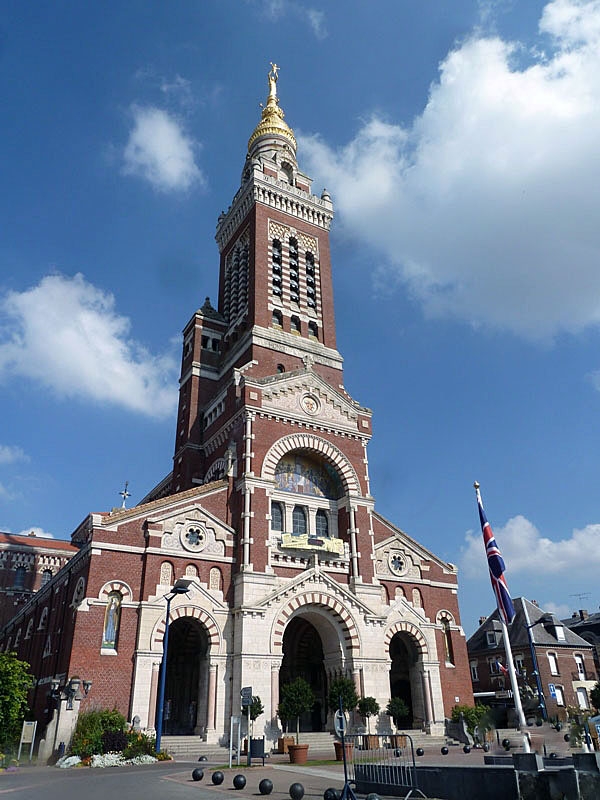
[247,62,297,156]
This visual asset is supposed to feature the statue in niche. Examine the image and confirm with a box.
[102,592,122,648]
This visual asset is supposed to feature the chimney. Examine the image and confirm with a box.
[579,610,589,620]
[531,600,539,607]
[479,616,487,626]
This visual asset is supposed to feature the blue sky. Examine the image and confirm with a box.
[1,0,599,636]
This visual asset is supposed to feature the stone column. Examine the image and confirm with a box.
[147,661,160,731]
[271,664,280,727]
[421,670,433,728]
[206,664,217,732]
[348,507,359,579]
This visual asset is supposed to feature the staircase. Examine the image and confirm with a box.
[161,736,229,762]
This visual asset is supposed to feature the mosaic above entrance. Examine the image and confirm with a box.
[274,453,343,498]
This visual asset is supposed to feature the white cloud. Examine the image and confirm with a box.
[122,105,204,192]
[0,445,28,465]
[0,273,178,418]
[259,0,327,38]
[300,0,600,340]
[462,514,600,577]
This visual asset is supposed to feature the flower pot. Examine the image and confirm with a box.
[334,740,354,761]
[278,736,295,754]
[362,734,379,750]
[288,744,309,764]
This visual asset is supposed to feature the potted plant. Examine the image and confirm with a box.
[328,676,359,760]
[386,697,409,746]
[278,678,315,764]
[357,696,380,749]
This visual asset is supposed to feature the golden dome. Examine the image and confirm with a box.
[247,63,297,153]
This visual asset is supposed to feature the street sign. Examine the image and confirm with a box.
[334,709,346,737]
[241,686,253,707]
[548,683,557,699]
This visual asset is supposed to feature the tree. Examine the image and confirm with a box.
[386,697,409,731]
[0,652,33,750]
[278,678,314,744]
[357,696,380,734]
[328,676,359,715]
[247,695,264,737]
[590,681,600,712]
[450,703,491,736]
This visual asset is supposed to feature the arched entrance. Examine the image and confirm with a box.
[280,617,327,731]
[388,632,420,727]
[160,617,209,735]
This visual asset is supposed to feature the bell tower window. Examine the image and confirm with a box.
[289,238,300,304]
[305,252,316,309]
[272,309,283,328]
[308,321,319,340]
[272,239,283,297]
[290,315,301,334]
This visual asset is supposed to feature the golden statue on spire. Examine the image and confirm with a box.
[247,62,297,154]
[267,62,279,102]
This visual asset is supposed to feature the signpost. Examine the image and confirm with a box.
[17,721,37,762]
[241,686,252,767]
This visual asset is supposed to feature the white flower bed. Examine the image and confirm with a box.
[56,753,157,769]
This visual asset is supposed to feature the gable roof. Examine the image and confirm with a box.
[467,597,593,651]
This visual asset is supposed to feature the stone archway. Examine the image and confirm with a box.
[274,597,360,733]
[160,617,209,735]
[385,623,429,730]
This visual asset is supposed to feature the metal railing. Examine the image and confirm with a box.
[345,733,425,799]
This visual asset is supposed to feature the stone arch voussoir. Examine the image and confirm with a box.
[151,605,222,653]
[271,591,360,656]
[385,621,428,658]
[261,434,361,494]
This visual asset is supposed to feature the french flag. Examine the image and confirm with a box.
[475,483,516,626]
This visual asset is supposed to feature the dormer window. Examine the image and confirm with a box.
[486,631,497,647]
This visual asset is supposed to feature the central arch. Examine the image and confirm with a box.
[160,617,209,735]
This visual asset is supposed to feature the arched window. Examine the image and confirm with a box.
[271,502,284,532]
[277,363,285,373]
[308,321,319,340]
[185,564,198,578]
[102,592,122,649]
[38,607,49,630]
[442,620,455,665]
[41,569,53,586]
[13,565,26,590]
[412,588,423,608]
[292,505,307,535]
[272,239,283,297]
[290,315,301,334]
[272,309,283,328]
[315,509,329,538]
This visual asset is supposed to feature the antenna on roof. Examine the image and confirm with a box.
[119,480,131,509]
[569,592,591,603]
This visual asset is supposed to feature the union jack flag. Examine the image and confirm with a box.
[475,483,516,625]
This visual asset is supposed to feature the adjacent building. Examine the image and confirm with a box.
[467,597,596,720]
[0,67,473,750]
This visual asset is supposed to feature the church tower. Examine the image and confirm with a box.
[4,66,472,751]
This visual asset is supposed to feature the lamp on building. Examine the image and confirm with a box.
[155,578,193,753]
[525,614,553,722]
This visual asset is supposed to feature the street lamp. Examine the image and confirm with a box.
[525,613,553,722]
[155,578,193,753]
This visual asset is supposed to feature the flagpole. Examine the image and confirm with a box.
[500,618,530,753]
[474,482,530,754]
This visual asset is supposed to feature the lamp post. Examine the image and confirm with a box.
[525,614,553,722]
[155,578,193,753]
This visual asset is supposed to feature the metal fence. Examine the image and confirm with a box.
[345,733,426,799]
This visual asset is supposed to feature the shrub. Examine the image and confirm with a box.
[70,709,127,759]
[122,730,156,759]
[450,704,491,735]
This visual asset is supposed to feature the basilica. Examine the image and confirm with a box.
[0,66,472,750]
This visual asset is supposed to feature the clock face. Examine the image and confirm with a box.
[181,525,207,552]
